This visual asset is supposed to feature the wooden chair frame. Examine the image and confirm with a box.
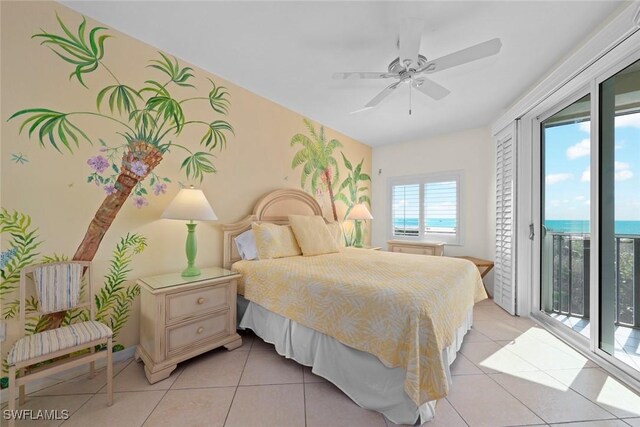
[6,261,113,427]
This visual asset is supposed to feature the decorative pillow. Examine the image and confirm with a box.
[288,215,340,256]
[251,222,302,259]
[234,229,258,260]
[326,222,345,247]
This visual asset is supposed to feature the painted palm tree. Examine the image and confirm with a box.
[335,153,371,245]
[9,15,233,327]
[290,119,342,221]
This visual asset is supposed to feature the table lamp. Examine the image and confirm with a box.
[347,203,373,248]
[162,186,217,277]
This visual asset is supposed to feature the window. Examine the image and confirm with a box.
[390,172,462,245]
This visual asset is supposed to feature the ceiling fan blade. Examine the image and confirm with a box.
[399,18,424,68]
[364,81,402,108]
[418,38,502,73]
[332,72,393,79]
[413,78,450,100]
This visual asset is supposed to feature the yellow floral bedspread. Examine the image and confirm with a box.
[233,248,486,405]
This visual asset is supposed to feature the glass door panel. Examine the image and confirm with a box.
[599,59,640,372]
[541,94,592,336]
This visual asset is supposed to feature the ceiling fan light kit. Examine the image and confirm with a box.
[333,18,502,114]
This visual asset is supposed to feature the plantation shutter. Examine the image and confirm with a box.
[392,184,420,237]
[495,125,517,315]
[424,181,458,235]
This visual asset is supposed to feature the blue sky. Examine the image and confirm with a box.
[544,112,640,221]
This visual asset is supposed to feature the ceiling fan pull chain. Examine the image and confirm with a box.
[409,81,412,115]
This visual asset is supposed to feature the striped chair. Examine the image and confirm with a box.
[6,262,113,425]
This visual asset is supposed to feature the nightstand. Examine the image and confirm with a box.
[135,267,242,384]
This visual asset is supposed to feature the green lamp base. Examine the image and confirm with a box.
[181,266,201,277]
[181,222,201,277]
[353,220,364,248]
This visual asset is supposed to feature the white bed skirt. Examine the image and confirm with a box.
[239,300,473,425]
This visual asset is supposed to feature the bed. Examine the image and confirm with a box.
[222,189,486,425]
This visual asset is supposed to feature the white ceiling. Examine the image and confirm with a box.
[63,1,625,146]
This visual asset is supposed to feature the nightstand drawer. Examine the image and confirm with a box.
[166,311,229,357]
[166,285,229,323]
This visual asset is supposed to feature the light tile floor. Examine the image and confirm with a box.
[549,312,640,372]
[5,299,640,427]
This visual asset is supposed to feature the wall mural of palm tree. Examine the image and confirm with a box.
[290,119,342,221]
[8,14,233,328]
[335,153,372,245]
[290,119,372,244]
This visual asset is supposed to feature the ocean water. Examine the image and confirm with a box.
[545,219,640,235]
[396,218,640,235]
[394,218,457,229]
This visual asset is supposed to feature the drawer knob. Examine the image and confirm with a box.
[197,327,204,334]
[197,297,205,305]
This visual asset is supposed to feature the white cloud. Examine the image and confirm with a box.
[615,113,640,129]
[581,162,633,182]
[567,139,590,160]
[575,195,585,201]
[546,173,573,185]
[585,200,590,206]
[615,161,633,181]
[579,121,591,133]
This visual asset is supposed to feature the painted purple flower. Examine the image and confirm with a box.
[133,196,148,208]
[153,182,167,196]
[104,184,117,195]
[130,160,148,177]
[87,155,109,174]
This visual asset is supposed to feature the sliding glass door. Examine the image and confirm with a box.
[535,56,640,377]
[599,58,640,372]
[540,94,592,336]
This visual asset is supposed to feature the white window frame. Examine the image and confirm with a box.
[388,170,463,246]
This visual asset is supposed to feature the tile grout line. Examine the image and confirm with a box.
[59,358,136,426]
[467,310,626,425]
[140,387,171,427]
[223,343,252,427]
[444,396,470,427]
[303,376,307,427]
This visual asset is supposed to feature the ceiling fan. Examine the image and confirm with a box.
[333,18,502,114]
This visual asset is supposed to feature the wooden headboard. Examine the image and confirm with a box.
[221,189,323,269]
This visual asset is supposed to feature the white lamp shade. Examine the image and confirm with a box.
[347,203,373,220]
[161,187,217,221]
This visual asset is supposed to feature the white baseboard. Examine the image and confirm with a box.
[0,346,136,405]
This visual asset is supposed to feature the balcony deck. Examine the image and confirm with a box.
[549,313,640,371]
[544,231,640,372]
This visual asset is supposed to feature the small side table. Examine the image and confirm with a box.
[136,267,242,383]
[456,256,495,297]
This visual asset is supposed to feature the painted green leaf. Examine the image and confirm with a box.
[200,120,234,150]
[207,79,230,114]
[148,52,195,88]
[33,14,110,88]
[96,84,142,115]
[180,152,216,182]
[9,109,91,153]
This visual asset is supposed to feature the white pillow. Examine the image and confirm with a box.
[234,229,258,260]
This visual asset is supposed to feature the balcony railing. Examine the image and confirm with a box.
[544,232,640,328]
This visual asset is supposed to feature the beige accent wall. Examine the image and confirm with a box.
[0,1,371,358]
